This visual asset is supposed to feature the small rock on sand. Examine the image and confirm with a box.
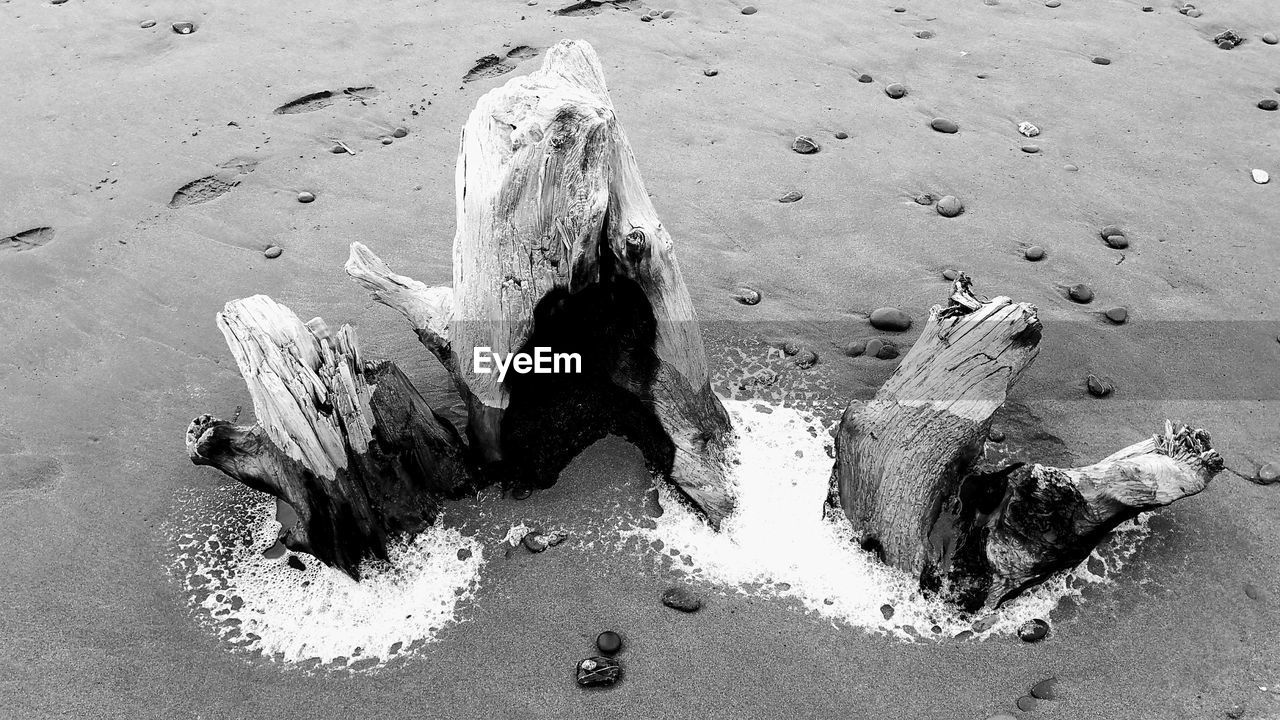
[857,74,873,83]
[1255,461,1280,485]
[1017,618,1050,641]
[1091,56,1111,65]
[942,268,959,280]
[1245,583,1264,600]
[792,136,820,154]
[1016,696,1039,712]
[1030,677,1058,700]
[1086,374,1114,397]
[732,286,761,305]
[1064,163,1079,171]
[661,586,703,612]
[864,338,885,358]
[1068,283,1094,303]
[392,127,408,138]
[915,193,936,205]
[1018,121,1040,137]
[870,307,912,331]
[1264,33,1278,45]
[880,604,895,620]
[1024,245,1045,261]
[703,68,718,77]
[844,340,867,357]
[885,83,907,99]
[741,5,757,14]
[1021,145,1040,154]
[576,656,621,687]
[263,246,283,259]
[140,20,156,28]
[936,195,964,217]
[1228,703,1246,719]
[1045,0,1060,6]
[1101,226,1129,248]
[894,6,906,12]
[172,22,196,34]
[596,631,623,655]
[1259,99,1279,111]
[1254,169,1270,184]
[915,30,935,39]
[794,349,819,369]
[661,9,674,18]
[778,190,804,203]
[835,131,849,139]
[297,191,315,203]
[1105,306,1128,324]
[875,342,900,359]
[930,117,959,133]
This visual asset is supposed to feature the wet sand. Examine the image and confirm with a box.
[2,0,1280,718]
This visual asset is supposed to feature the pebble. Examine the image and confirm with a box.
[287,555,306,571]
[381,136,394,145]
[392,127,408,138]
[1254,169,1270,184]
[263,246,283,259]
[987,427,1005,442]
[1187,8,1202,17]
[794,349,819,368]
[1214,30,1243,49]
[875,341,900,360]
[1068,283,1094,303]
[972,615,998,633]
[942,268,959,280]
[1259,99,1279,111]
[330,144,349,154]
[576,656,621,687]
[1143,6,1153,11]
[140,20,156,28]
[1030,677,1059,700]
[596,631,623,655]
[172,22,196,34]
[297,191,315,203]
[1021,144,1040,154]
[1245,583,1263,600]
[661,586,703,612]
[51,0,68,3]
[741,5,757,15]
[930,117,959,134]
[1264,33,1279,45]
[1018,121,1040,137]
[1016,696,1039,712]
[1228,703,1246,719]
[522,532,548,552]
[457,548,472,560]
[844,340,867,357]
[857,74,873,83]
[1103,233,1129,249]
[661,9,674,18]
[1024,245,1045,261]
[915,30,935,39]
[894,6,906,12]
[703,68,718,77]
[880,604,895,620]
[835,131,849,139]
[792,135,821,154]
[1256,461,1280,485]
[1091,56,1111,65]
[1064,163,1079,171]
[936,195,964,217]
[1017,618,1050,642]
[864,338,885,358]
[915,193,936,205]
[732,286,762,305]
[1046,0,1060,6]
[778,190,804,203]
[641,14,652,21]
[1105,306,1128,324]
[885,83,908,99]
[870,307,912,331]
[1086,374,1114,397]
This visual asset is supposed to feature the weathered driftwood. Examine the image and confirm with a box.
[833,275,1223,610]
[186,295,474,578]
[346,39,734,525]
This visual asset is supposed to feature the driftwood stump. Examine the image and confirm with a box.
[186,296,474,578]
[833,275,1224,610]
[347,39,734,525]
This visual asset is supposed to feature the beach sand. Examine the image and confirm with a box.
[2,0,1279,717]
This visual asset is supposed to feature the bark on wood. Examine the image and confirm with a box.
[186,295,474,579]
[833,275,1223,610]
[345,39,734,525]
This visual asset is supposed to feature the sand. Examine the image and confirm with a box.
[2,0,1279,718]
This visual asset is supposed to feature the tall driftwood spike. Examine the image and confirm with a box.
[186,295,474,578]
[834,275,1223,610]
[346,39,734,525]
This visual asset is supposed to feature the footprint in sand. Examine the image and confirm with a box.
[273,86,380,115]
[1,227,55,254]
[463,46,544,83]
[169,176,239,209]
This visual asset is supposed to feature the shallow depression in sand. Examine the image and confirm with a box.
[630,398,1151,640]
[170,490,484,669]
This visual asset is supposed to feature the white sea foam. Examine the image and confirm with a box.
[630,398,1150,639]
[171,491,483,669]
